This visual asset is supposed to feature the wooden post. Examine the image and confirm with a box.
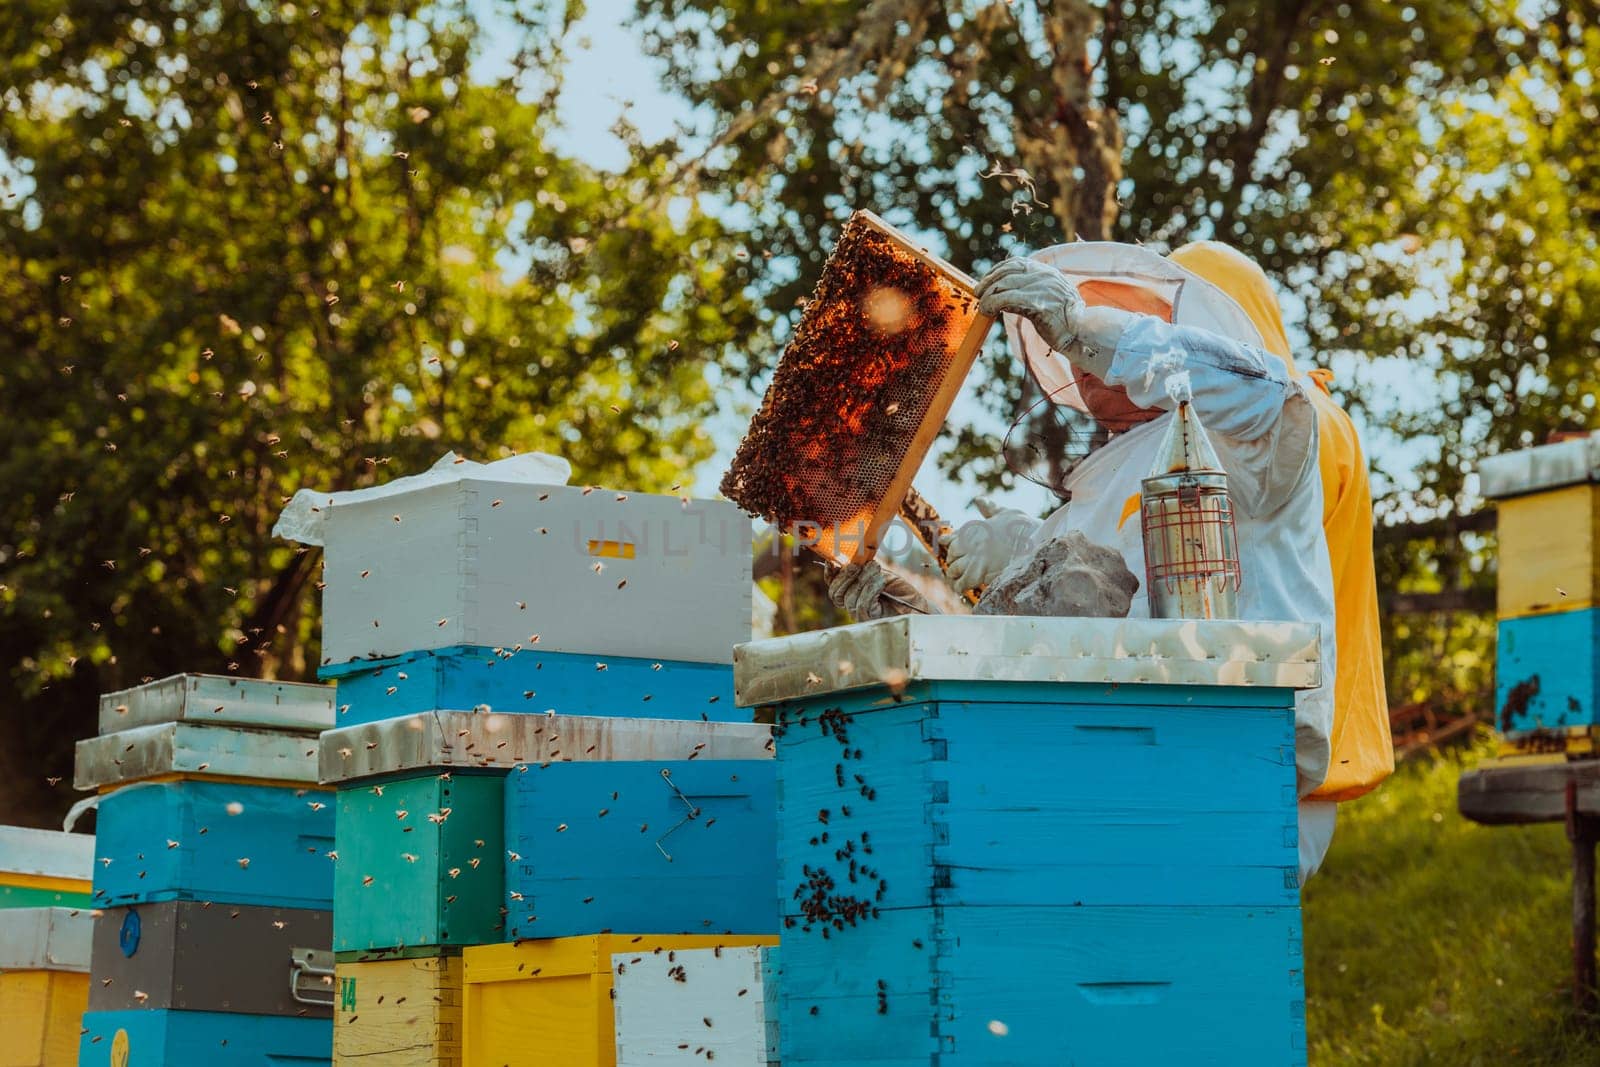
[1567,780,1599,1015]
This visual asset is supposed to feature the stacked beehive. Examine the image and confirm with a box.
[1479,432,1600,749]
[736,615,1322,1065]
[300,467,778,1066]
[74,675,337,1066]
[0,827,95,1066]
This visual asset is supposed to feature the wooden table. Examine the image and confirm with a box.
[1458,758,1600,1012]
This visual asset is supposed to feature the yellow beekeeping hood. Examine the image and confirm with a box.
[1170,239,1394,803]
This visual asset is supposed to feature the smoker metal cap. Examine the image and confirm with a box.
[1146,400,1225,479]
[1478,431,1600,500]
[733,614,1321,706]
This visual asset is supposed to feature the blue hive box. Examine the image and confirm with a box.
[1495,607,1600,736]
[78,1009,330,1066]
[93,780,334,909]
[319,644,742,726]
[502,750,777,939]
[735,616,1322,1067]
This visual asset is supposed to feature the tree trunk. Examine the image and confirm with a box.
[1012,1,1124,241]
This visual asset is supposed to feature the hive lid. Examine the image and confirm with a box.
[75,722,322,790]
[1478,431,1600,500]
[273,449,571,546]
[0,906,93,972]
[733,615,1321,706]
[0,825,95,882]
[99,674,335,735]
[319,712,772,785]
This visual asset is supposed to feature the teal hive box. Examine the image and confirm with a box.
[735,615,1322,1067]
[1495,607,1600,736]
[78,1009,330,1066]
[333,770,505,952]
[320,644,742,726]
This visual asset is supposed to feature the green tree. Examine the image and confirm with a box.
[637,0,1597,738]
[0,0,759,824]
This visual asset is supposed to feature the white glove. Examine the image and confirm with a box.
[939,498,1041,593]
[976,258,1087,354]
[827,561,930,621]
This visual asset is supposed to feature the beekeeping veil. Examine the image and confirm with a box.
[1003,242,1269,422]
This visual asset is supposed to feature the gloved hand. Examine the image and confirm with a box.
[827,561,931,621]
[976,258,1086,353]
[940,498,1041,593]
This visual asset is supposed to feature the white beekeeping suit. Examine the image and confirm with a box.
[980,244,1339,883]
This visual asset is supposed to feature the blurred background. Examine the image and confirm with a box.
[2,4,1597,1058]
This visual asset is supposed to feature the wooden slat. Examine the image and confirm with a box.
[1382,589,1495,615]
[1457,758,1600,825]
[1373,508,1496,546]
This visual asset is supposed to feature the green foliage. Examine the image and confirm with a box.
[0,0,759,822]
[1305,738,1597,1065]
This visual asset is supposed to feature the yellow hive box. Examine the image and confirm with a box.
[334,955,462,1067]
[461,934,777,1067]
[1497,483,1600,619]
[1,970,89,1067]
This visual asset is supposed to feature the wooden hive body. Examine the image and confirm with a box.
[769,681,1306,1065]
[86,901,332,1017]
[315,481,751,667]
[611,945,773,1065]
[77,1009,330,1067]
[321,645,738,727]
[1482,435,1600,740]
[1495,607,1600,736]
[0,906,92,1067]
[502,758,777,939]
[0,969,88,1067]
[739,616,1319,1066]
[0,827,94,910]
[92,779,334,910]
[334,954,463,1067]
[460,934,776,1067]
[333,772,505,953]
[1495,483,1600,619]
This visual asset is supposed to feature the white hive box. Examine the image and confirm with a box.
[292,468,753,667]
[0,826,95,887]
[611,945,772,1065]
[0,907,93,973]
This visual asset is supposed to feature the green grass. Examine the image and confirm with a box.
[1305,736,1600,1065]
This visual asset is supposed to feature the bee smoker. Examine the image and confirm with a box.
[1139,401,1241,619]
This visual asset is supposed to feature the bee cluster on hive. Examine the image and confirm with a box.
[721,212,982,562]
[776,705,886,941]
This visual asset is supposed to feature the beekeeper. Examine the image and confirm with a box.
[827,241,1379,881]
